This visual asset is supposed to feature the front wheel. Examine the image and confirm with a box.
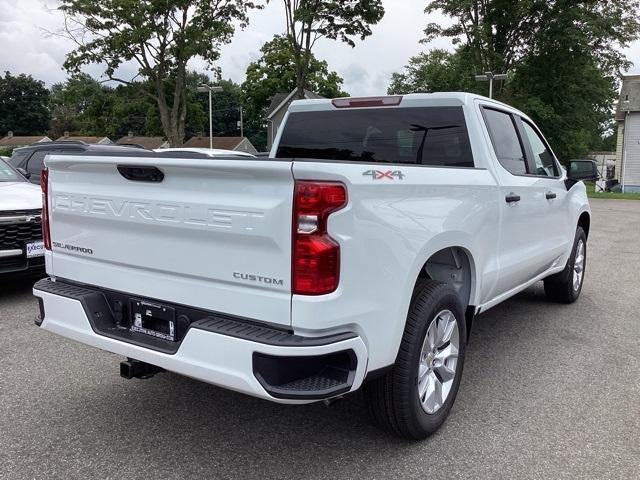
[544,226,587,303]
[364,280,466,439]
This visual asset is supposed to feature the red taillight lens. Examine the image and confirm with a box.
[292,181,347,295]
[40,168,51,250]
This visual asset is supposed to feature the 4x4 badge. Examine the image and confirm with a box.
[363,170,405,180]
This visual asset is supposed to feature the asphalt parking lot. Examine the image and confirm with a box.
[1,198,638,480]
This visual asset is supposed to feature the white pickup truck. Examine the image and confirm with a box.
[33,93,597,439]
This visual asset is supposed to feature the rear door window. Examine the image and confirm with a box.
[482,108,527,175]
[276,106,474,167]
[520,120,559,177]
[27,148,81,174]
[26,151,47,174]
[8,149,30,168]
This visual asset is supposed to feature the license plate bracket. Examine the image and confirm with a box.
[26,240,44,258]
[129,299,176,342]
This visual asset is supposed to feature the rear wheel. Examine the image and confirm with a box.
[544,227,587,303]
[364,280,466,439]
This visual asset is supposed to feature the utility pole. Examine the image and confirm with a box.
[197,84,223,149]
[238,106,244,138]
[474,71,508,99]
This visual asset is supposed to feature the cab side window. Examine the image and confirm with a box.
[26,151,47,175]
[27,148,81,175]
[521,120,559,177]
[8,150,29,168]
[482,108,527,175]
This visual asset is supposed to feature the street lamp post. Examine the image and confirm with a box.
[474,71,508,99]
[197,84,223,149]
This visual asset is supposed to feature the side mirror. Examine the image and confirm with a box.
[568,160,599,183]
[16,167,31,179]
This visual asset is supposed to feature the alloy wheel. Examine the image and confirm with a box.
[417,309,459,414]
[573,239,585,291]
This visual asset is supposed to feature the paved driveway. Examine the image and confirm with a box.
[1,199,638,479]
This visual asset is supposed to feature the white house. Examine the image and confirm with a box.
[615,75,640,192]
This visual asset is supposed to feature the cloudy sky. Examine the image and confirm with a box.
[1,0,640,96]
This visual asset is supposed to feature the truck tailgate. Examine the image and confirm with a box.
[46,154,294,327]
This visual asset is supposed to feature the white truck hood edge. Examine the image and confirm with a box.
[0,182,42,211]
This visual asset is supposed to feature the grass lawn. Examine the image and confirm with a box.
[585,183,640,200]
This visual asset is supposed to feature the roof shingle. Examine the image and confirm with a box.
[183,136,245,149]
[116,136,169,149]
[0,135,51,146]
[55,136,112,144]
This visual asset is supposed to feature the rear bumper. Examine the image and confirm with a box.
[33,278,368,404]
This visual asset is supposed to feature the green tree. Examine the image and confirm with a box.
[241,35,347,149]
[48,71,241,142]
[0,72,50,135]
[414,0,640,161]
[209,79,244,137]
[144,73,242,138]
[60,0,262,146]
[106,83,161,139]
[388,47,482,95]
[190,76,243,137]
[505,2,634,161]
[424,0,640,76]
[49,74,113,137]
[280,0,384,98]
[424,0,542,74]
[49,75,158,140]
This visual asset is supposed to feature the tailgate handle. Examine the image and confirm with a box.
[117,165,164,183]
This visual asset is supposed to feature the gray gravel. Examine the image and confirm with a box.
[1,198,639,480]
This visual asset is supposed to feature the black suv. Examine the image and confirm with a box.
[8,141,145,184]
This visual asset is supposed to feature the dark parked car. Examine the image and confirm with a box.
[7,141,146,184]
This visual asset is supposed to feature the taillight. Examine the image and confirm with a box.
[41,168,51,250]
[292,181,347,295]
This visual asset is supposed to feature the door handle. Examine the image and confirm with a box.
[117,165,164,183]
[505,193,521,203]
[546,192,557,200]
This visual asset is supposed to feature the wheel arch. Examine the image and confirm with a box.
[380,234,483,372]
[578,211,591,238]
[416,246,476,310]
[400,234,481,344]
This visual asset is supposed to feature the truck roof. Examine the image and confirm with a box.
[287,92,516,114]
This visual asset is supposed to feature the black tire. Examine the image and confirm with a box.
[544,227,587,304]
[364,279,467,440]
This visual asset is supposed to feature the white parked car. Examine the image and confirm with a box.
[155,147,255,158]
[33,93,596,439]
[0,157,45,276]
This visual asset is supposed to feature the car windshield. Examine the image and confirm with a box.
[0,158,23,182]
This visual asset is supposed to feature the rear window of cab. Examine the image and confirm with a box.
[276,106,474,168]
